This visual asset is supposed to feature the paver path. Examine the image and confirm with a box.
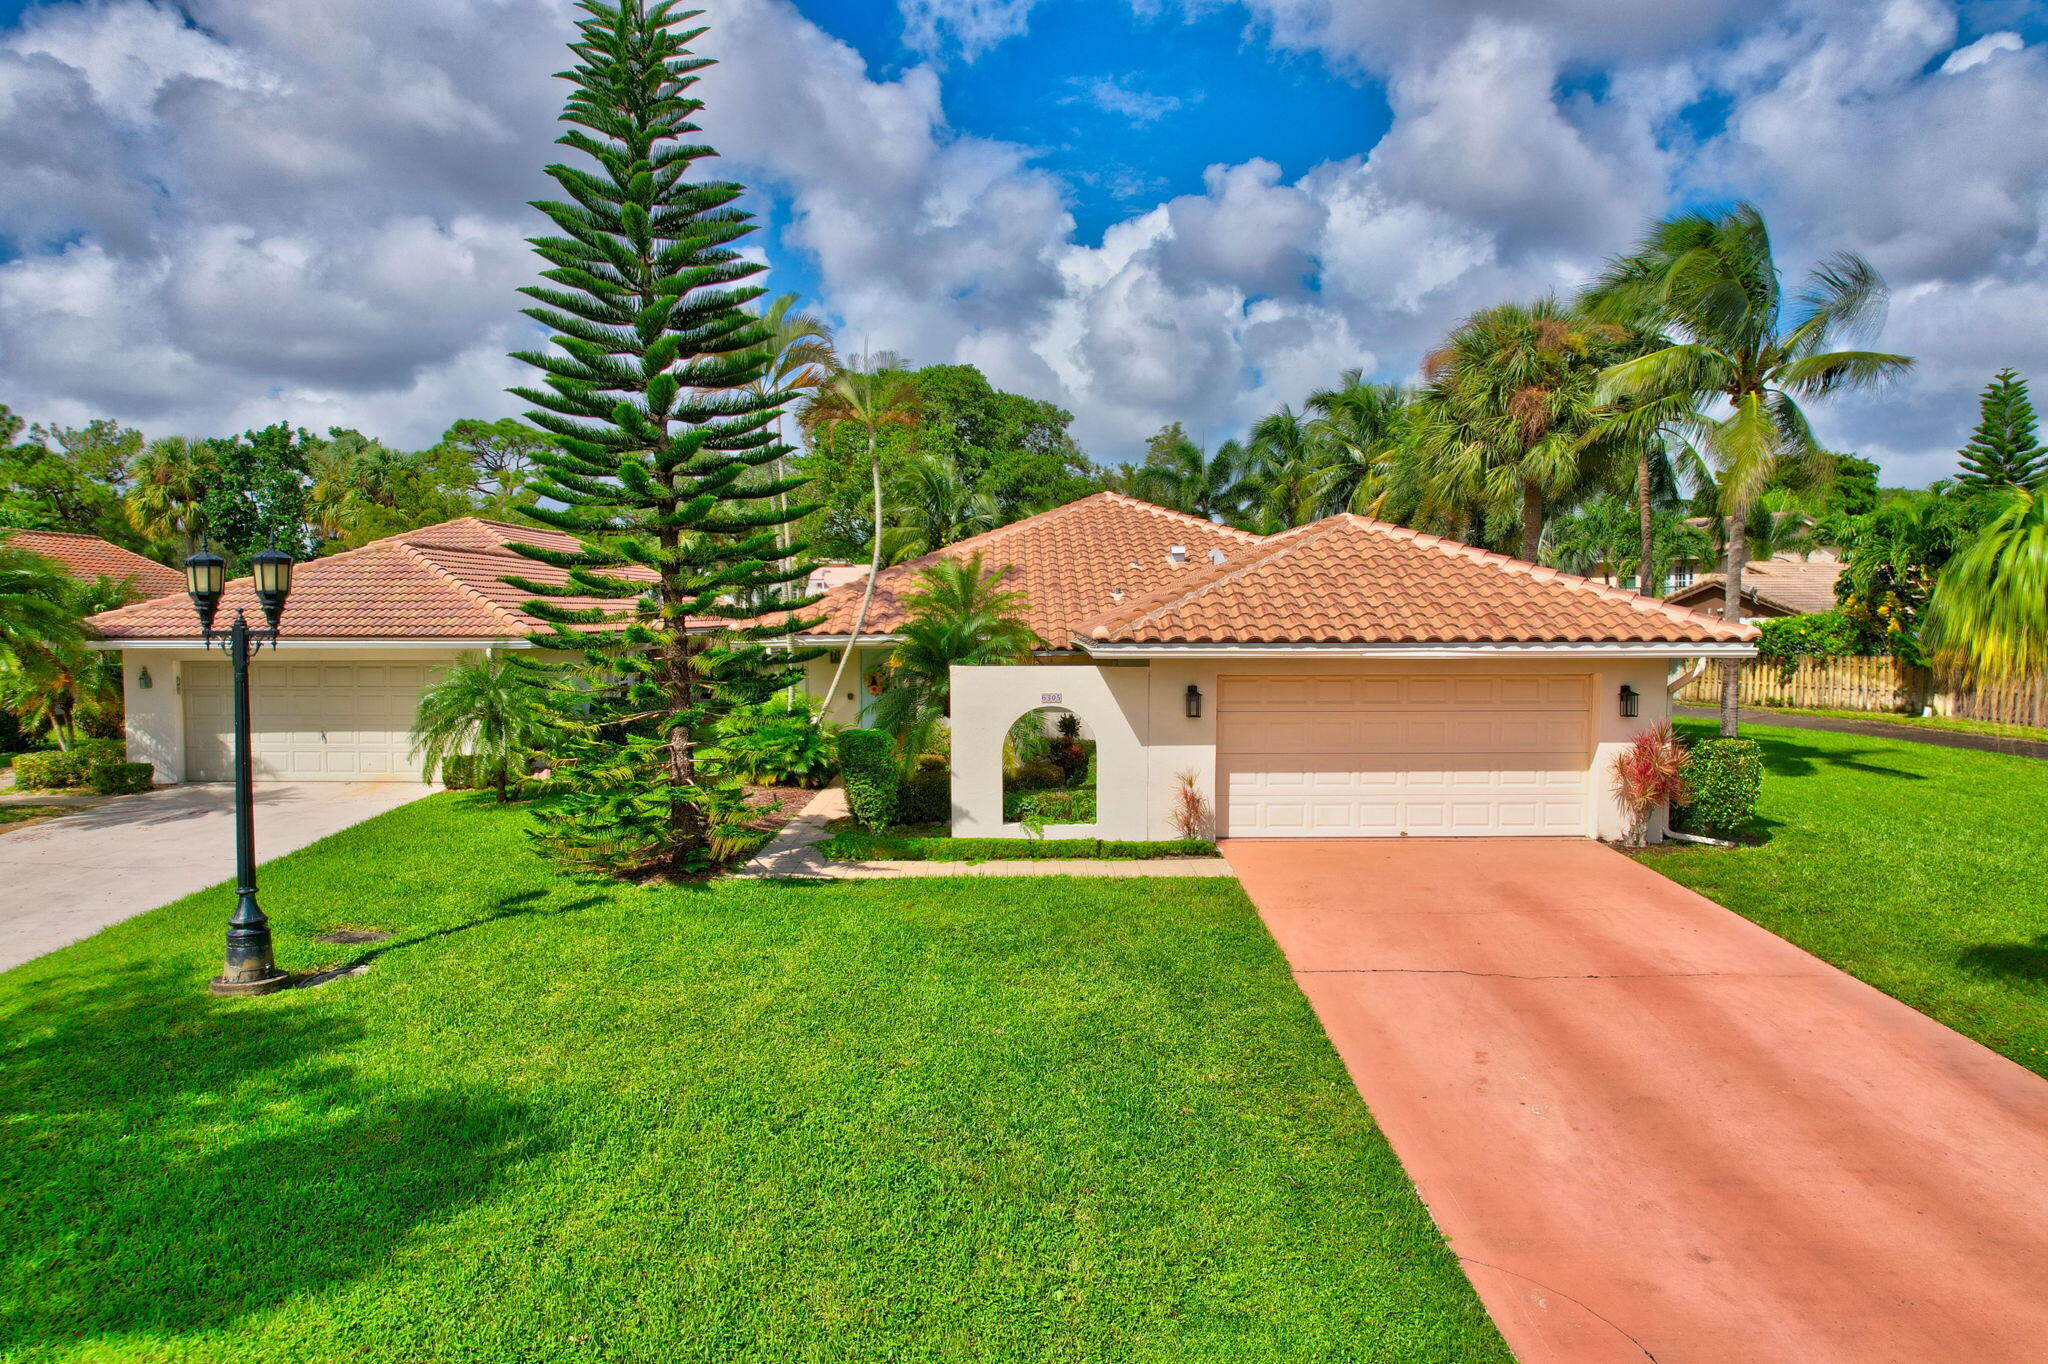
[0,781,431,971]
[1224,836,2048,1364]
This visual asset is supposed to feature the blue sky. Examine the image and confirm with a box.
[2,0,2047,486]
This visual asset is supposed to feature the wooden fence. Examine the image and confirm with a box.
[1674,656,2048,729]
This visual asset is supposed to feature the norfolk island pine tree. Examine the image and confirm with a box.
[1956,368,2048,491]
[504,0,823,876]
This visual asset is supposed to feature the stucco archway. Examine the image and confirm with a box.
[948,664,1150,839]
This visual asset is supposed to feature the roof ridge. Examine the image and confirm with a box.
[1326,515,1752,640]
[396,541,534,633]
[1079,520,1349,642]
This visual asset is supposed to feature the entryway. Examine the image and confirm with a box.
[1225,836,2048,1362]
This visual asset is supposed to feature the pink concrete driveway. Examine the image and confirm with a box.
[1224,837,2048,1364]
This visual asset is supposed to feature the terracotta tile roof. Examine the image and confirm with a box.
[772,491,1263,649]
[3,528,185,599]
[1666,560,1846,616]
[1076,515,1757,647]
[86,518,647,641]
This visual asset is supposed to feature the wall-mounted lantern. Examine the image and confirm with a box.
[1619,684,1640,718]
[1185,684,1203,719]
[137,667,153,690]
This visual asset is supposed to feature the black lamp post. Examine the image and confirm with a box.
[184,539,295,997]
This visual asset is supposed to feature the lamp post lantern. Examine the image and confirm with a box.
[184,539,295,996]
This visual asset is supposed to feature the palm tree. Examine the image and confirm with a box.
[870,552,1039,766]
[1587,204,1913,734]
[1924,488,2048,686]
[409,652,549,801]
[891,453,999,559]
[125,437,211,555]
[1306,371,1408,518]
[1131,432,1246,521]
[1,571,132,751]
[0,537,77,668]
[1410,299,1627,560]
[751,295,837,546]
[798,364,921,718]
[1244,407,1324,531]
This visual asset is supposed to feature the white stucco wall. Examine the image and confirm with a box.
[945,653,1690,842]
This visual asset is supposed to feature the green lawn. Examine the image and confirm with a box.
[0,805,71,831]
[0,796,1504,1363]
[1642,721,2048,1078]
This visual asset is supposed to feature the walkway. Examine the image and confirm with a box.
[0,781,432,971]
[1677,704,2048,760]
[1225,836,2048,1364]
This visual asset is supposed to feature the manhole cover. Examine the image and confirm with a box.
[315,930,392,944]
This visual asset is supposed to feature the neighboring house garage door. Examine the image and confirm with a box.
[183,661,441,782]
[1217,674,1592,837]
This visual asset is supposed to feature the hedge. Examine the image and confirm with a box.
[14,740,137,792]
[820,833,1218,863]
[894,767,950,825]
[88,762,155,796]
[1676,738,1763,834]
[838,728,897,831]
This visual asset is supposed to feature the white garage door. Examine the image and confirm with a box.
[1218,674,1592,837]
[183,661,442,782]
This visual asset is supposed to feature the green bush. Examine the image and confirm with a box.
[438,754,481,790]
[1677,738,1763,834]
[1755,609,1871,680]
[88,762,154,795]
[1004,787,1097,824]
[711,693,838,787]
[15,740,136,792]
[1010,759,1065,791]
[895,767,951,825]
[838,728,896,832]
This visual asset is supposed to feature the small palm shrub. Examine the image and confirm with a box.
[1609,723,1689,847]
[839,728,897,832]
[1676,738,1762,835]
[409,654,548,802]
[710,693,838,787]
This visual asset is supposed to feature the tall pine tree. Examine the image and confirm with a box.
[1957,368,2048,490]
[507,1,818,876]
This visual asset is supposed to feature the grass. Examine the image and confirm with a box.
[0,795,1504,1363]
[1743,705,2048,744]
[1640,721,2048,1079]
[0,805,71,831]
[821,831,1219,862]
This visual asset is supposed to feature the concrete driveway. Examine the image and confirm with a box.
[1225,837,2048,1364]
[0,782,432,972]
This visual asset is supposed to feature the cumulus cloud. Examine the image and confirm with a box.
[2,0,2044,484]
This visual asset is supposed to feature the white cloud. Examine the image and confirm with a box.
[1940,28,2022,73]
[1069,74,1185,125]
[899,0,1037,59]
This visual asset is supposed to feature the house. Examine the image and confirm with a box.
[86,519,616,783]
[89,496,1755,842]
[777,493,1754,842]
[1663,559,1847,621]
[3,528,185,599]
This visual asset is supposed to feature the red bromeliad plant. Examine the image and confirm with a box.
[1610,722,1690,847]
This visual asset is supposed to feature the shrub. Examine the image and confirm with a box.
[1608,722,1690,847]
[711,693,839,787]
[1006,787,1096,825]
[1011,759,1065,791]
[1676,738,1762,834]
[88,761,154,795]
[839,728,897,831]
[1755,609,1872,680]
[1169,768,1213,840]
[13,740,117,790]
[439,754,481,790]
[895,767,951,825]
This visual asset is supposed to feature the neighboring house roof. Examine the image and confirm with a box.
[1665,560,1847,616]
[87,518,639,641]
[806,563,870,595]
[3,528,185,599]
[1075,515,1756,648]
[779,491,1262,648]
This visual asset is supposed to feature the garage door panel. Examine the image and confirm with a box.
[1220,673,1591,838]
[183,660,439,782]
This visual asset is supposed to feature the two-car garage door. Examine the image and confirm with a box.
[183,661,441,782]
[1218,674,1592,837]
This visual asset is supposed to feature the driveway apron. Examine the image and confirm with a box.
[1224,836,2048,1364]
[0,782,432,971]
